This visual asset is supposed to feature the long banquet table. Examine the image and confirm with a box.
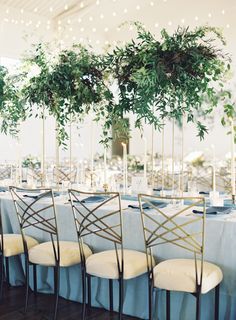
[0,192,236,320]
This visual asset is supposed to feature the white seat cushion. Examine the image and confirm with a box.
[153,258,223,294]
[28,241,92,267]
[86,249,154,280]
[0,234,38,257]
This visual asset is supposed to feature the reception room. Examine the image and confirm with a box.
[0,0,235,319]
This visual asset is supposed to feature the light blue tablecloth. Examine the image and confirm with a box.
[1,194,236,320]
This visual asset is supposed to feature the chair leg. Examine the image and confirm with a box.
[196,292,201,320]
[87,274,91,308]
[33,264,37,295]
[118,278,124,320]
[82,271,87,320]
[166,290,170,320]
[24,256,30,314]
[53,266,60,320]
[109,279,113,312]
[0,255,4,300]
[215,284,220,320]
[5,257,10,286]
[148,279,153,320]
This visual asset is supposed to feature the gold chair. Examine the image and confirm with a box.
[10,187,92,320]
[0,196,38,299]
[138,194,223,320]
[69,189,152,320]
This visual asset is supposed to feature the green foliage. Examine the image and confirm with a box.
[0,66,26,136]
[0,24,234,147]
[103,23,230,139]
[21,43,112,146]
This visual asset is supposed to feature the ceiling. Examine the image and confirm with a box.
[0,0,235,58]
[0,0,91,19]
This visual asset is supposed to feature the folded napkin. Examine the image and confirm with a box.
[23,191,60,200]
[128,203,150,210]
[81,196,108,203]
[193,206,231,215]
[199,191,209,195]
[128,200,167,210]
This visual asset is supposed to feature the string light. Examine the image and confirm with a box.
[155,22,159,28]
[78,18,82,23]
[226,24,230,28]
[104,27,109,32]
[34,7,38,13]
[20,9,24,14]
[195,16,199,21]
[136,5,140,10]
[181,18,185,24]
[80,2,84,8]
[100,14,104,19]
[150,1,154,6]
[92,27,96,32]
[124,8,128,14]
[168,21,172,26]
[208,13,212,18]
[80,27,84,32]
[89,16,93,21]
[221,9,225,15]
[112,12,117,16]
[64,4,68,10]
[49,7,53,12]
[96,0,100,4]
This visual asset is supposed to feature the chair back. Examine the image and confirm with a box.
[53,166,77,184]
[138,194,205,289]
[10,187,60,264]
[68,189,123,270]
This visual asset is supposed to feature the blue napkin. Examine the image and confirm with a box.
[81,196,108,203]
[193,206,231,215]
[128,200,167,210]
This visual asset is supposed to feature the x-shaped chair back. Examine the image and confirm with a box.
[138,194,205,290]
[53,167,77,184]
[68,189,123,272]
[0,167,11,180]
[10,187,60,264]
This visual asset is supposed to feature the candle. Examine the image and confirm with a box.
[211,144,216,192]
[104,147,107,183]
[90,119,94,173]
[231,119,235,197]
[143,137,147,180]
[122,143,127,194]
